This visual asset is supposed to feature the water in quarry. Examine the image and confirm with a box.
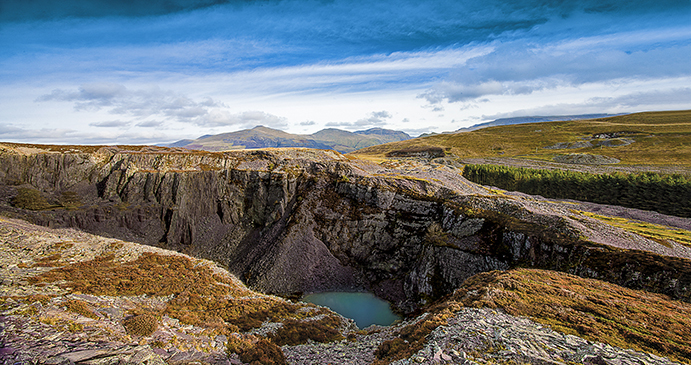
[302,292,401,328]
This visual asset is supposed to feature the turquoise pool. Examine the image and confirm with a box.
[302,291,401,328]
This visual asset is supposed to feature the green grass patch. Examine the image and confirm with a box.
[575,211,691,248]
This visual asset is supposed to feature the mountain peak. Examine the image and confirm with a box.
[169,126,411,153]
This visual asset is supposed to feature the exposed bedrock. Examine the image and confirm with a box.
[0,148,690,313]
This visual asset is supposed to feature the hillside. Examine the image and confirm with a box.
[455,113,620,132]
[169,126,332,151]
[170,126,411,153]
[354,110,691,169]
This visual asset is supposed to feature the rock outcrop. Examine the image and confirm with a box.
[1,144,690,313]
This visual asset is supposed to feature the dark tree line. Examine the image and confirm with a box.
[462,164,691,218]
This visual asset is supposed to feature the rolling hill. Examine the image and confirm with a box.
[354,110,691,167]
[454,113,621,132]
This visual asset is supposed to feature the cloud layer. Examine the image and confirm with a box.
[1,0,690,143]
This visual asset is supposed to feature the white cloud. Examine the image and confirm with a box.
[37,83,225,124]
[194,110,288,129]
[0,121,175,145]
[401,126,438,137]
[325,110,393,129]
[481,87,691,120]
[135,120,164,128]
[419,24,691,106]
[33,83,295,132]
[89,120,131,128]
[355,110,392,126]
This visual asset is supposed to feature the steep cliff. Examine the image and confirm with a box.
[1,143,690,313]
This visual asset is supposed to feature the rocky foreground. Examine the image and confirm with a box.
[1,217,689,365]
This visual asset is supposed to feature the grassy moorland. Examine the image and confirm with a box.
[354,110,691,167]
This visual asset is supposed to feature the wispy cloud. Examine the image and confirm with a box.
[482,87,691,120]
[419,24,691,106]
[31,83,291,137]
[0,122,175,145]
[135,120,164,128]
[89,120,131,128]
[38,84,223,123]
[194,110,288,129]
[326,111,393,129]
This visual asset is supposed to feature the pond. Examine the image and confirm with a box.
[302,292,401,328]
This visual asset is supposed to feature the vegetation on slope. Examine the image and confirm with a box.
[462,164,691,217]
[354,110,691,167]
[28,252,346,361]
[375,269,691,364]
[12,188,52,210]
[454,269,691,363]
[575,211,691,248]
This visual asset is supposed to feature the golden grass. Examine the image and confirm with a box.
[575,211,691,248]
[227,335,287,365]
[123,313,159,337]
[354,110,691,167]
[32,253,63,267]
[63,299,99,319]
[375,268,691,363]
[28,252,345,350]
[29,252,249,298]
[270,317,345,346]
[453,269,691,364]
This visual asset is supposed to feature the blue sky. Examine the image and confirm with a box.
[1,0,690,144]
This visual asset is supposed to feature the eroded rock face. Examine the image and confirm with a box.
[1,146,690,312]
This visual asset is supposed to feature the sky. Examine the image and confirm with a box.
[1,0,691,144]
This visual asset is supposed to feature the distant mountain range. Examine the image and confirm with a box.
[169,126,411,153]
[455,114,624,132]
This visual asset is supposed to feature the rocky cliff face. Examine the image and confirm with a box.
[1,144,690,313]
